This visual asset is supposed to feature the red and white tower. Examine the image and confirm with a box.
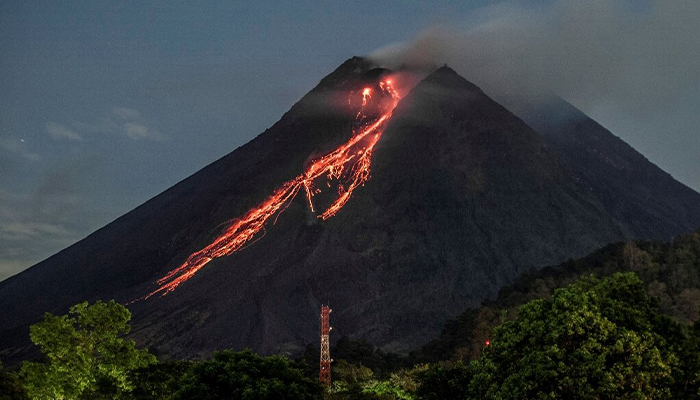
[319,305,332,386]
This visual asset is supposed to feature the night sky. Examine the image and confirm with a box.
[1,0,698,281]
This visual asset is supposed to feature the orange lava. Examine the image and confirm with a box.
[146,80,400,298]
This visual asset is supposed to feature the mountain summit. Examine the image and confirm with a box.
[1,58,698,362]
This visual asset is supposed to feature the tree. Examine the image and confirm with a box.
[0,361,29,400]
[416,362,474,400]
[122,361,191,400]
[171,350,321,400]
[333,359,374,386]
[677,320,700,399]
[333,337,405,377]
[362,380,414,400]
[385,364,427,396]
[472,273,680,399]
[19,300,156,399]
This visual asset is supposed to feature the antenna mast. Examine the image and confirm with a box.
[319,305,332,386]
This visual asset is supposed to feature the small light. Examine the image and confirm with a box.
[485,340,491,346]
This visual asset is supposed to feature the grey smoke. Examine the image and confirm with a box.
[370,0,699,113]
[369,0,700,191]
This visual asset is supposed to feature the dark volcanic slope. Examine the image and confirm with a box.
[328,67,625,350]
[1,59,696,363]
[516,96,700,239]
[0,57,387,359]
[126,66,624,356]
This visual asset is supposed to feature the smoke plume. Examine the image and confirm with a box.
[369,0,700,115]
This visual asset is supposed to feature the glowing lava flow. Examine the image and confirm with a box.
[146,80,400,298]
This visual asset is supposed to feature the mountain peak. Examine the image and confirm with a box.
[419,65,483,94]
[337,55,372,71]
[432,64,458,76]
[315,56,379,90]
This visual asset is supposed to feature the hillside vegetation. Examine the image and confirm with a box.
[412,229,700,364]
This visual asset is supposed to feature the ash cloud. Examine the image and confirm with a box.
[369,0,700,116]
[369,0,700,191]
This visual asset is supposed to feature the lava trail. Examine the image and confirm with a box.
[147,80,400,298]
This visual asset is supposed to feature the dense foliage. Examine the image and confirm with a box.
[124,361,191,400]
[0,361,28,400]
[417,273,700,399]
[171,350,320,400]
[18,300,156,399]
[474,273,684,398]
[324,361,424,400]
[13,301,321,399]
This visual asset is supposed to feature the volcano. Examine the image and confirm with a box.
[2,57,699,362]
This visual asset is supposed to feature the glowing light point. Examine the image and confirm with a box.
[361,88,372,107]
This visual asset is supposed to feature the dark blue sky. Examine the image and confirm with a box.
[1,0,696,281]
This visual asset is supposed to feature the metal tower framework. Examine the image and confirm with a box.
[319,305,332,386]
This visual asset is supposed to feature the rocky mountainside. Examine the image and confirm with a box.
[1,58,698,364]
[514,95,700,240]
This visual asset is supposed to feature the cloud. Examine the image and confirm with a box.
[0,137,40,161]
[123,121,166,141]
[111,106,141,120]
[369,0,700,115]
[110,107,167,141]
[46,122,82,141]
[0,221,73,241]
[50,107,167,142]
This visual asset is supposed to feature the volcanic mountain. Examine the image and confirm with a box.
[1,57,699,362]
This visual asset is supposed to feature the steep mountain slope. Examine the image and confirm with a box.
[515,96,700,239]
[0,56,388,359]
[327,67,625,350]
[1,59,697,364]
